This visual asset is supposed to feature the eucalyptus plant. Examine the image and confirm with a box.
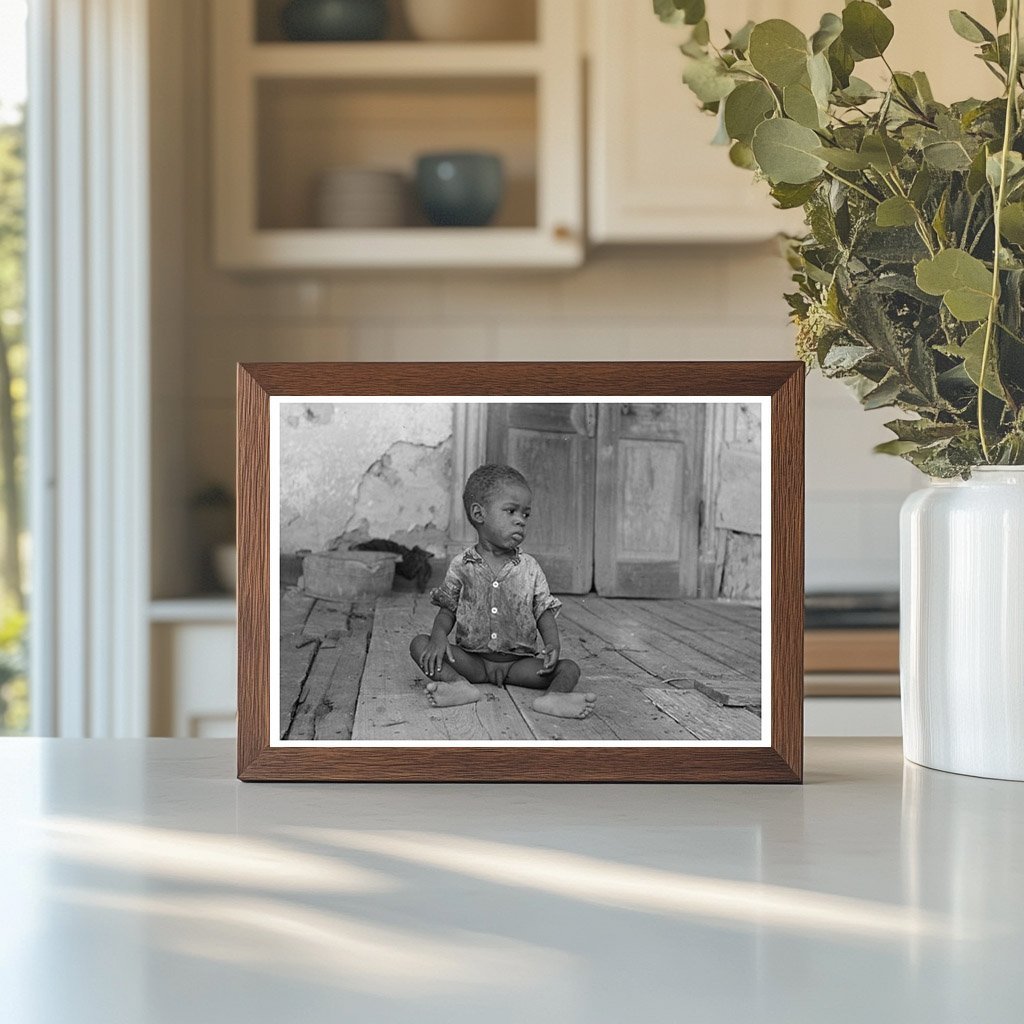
[657,0,1024,475]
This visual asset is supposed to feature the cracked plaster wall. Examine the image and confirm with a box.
[279,402,453,554]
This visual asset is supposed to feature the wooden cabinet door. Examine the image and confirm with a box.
[486,404,596,594]
[587,0,811,243]
[594,403,705,598]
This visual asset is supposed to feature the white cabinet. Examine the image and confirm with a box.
[150,601,237,738]
[586,0,996,244]
[587,0,812,243]
[212,0,583,269]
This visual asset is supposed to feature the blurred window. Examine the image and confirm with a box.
[0,0,28,734]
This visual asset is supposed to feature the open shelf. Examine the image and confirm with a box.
[249,42,544,77]
[213,0,581,268]
[257,77,537,232]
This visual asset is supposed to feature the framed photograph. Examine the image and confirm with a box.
[237,362,803,782]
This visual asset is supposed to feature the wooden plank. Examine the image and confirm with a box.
[358,593,435,698]
[278,589,318,739]
[507,677,698,741]
[630,598,763,667]
[645,596,762,639]
[280,588,315,633]
[682,598,761,631]
[644,688,762,741]
[313,613,373,740]
[695,677,763,710]
[279,638,317,740]
[352,686,534,741]
[560,596,748,680]
[556,609,662,690]
[302,598,351,648]
[285,644,347,740]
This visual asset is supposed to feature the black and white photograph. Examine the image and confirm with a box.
[270,397,769,745]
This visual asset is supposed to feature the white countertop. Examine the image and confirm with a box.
[1,738,1020,1023]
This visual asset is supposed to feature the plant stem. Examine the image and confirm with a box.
[884,170,939,254]
[979,0,1021,462]
[822,167,880,205]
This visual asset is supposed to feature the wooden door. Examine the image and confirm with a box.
[486,404,596,594]
[594,403,705,598]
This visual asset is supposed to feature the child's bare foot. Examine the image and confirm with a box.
[426,680,481,708]
[532,692,597,719]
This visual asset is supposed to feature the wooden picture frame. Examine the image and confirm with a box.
[237,362,804,782]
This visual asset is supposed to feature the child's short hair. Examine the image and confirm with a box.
[462,464,530,520]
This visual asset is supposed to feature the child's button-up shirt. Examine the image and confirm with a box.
[429,546,561,656]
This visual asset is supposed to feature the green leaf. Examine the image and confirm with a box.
[939,325,1006,398]
[724,20,755,53]
[691,19,710,45]
[909,164,933,205]
[784,80,824,129]
[876,197,918,228]
[993,0,1008,24]
[986,150,1024,191]
[967,144,991,194]
[751,118,828,184]
[771,180,820,209]
[837,76,879,104]
[875,439,922,455]
[923,140,973,171]
[807,51,833,109]
[653,0,705,26]
[842,1,895,59]
[932,190,950,247]
[1000,203,1024,244]
[748,20,809,87]
[915,249,994,322]
[814,146,872,170]
[948,10,994,44]
[682,57,736,104]
[860,133,904,173]
[729,140,757,169]
[885,418,964,443]
[723,81,775,144]
[913,71,935,104]
[827,36,856,89]
[810,12,843,54]
[862,374,903,409]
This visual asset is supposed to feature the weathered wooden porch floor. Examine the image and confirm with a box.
[280,590,763,742]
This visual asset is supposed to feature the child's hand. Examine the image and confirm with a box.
[419,636,451,678]
[538,642,560,675]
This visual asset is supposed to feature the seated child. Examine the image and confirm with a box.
[409,464,596,720]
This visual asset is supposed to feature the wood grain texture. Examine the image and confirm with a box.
[236,361,804,783]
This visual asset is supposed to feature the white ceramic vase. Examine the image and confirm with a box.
[900,467,1024,780]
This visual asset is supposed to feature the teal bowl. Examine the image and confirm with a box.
[281,0,388,42]
[415,153,505,227]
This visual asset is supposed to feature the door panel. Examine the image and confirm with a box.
[596,403,704,598]
[486,404,595,594]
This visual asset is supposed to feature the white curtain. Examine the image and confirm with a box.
[28,0,150,736]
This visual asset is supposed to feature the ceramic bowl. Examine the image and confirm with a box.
[315,168,407,228]
[281,0,388,42]
[415,152,504,227]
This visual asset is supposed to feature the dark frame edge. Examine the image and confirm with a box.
[770,362,805,783]
[237,365,272,781]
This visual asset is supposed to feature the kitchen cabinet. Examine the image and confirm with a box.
[587,0,811,243]
[586,0,998,244]
[211,0,583,269]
